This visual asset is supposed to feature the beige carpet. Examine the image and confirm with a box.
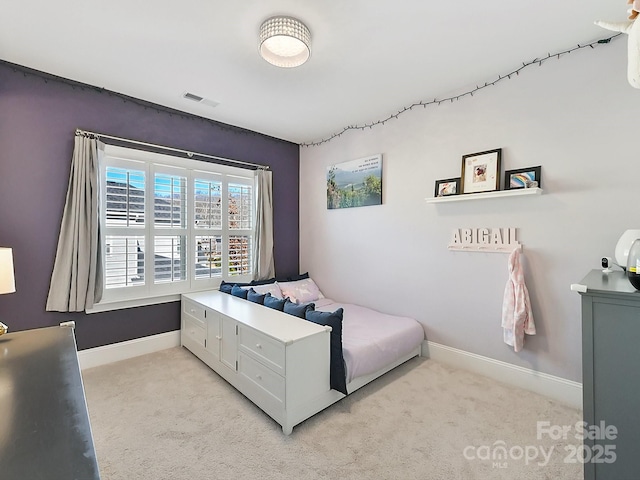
[82,347,583,479]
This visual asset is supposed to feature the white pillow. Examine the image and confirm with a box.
[241,283,283,299]
[276,278,325,304]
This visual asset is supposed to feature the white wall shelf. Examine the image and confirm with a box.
[426,187,542,204]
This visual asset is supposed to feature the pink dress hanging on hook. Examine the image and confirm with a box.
[502,248,536,352]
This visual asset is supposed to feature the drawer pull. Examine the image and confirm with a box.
[256,343,262,349]
[190,308,196,314]
[256,374,262,381]
[215,335,222,340]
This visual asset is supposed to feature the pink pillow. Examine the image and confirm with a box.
[276,278,324,304]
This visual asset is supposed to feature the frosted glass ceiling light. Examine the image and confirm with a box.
[259,16,311,68]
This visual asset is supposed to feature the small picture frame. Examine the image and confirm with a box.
[461,148,501,194]
[504,166,541,190]
[434,177,461,197]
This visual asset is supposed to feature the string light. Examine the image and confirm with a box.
[1,33,622,148]
[301,34,622,147]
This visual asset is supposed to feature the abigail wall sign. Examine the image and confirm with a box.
[449,227,521,253]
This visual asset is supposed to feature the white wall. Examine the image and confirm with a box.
[299,40,640,383]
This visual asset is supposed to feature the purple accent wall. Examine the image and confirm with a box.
[0,61,300,350]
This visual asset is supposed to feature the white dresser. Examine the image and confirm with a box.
[181,291,339,434]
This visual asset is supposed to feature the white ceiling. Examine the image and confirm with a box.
[0,1,624,145]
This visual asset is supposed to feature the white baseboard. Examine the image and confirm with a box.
[77,333,582,409]
[78,330,181,370]
[422,341,582,410]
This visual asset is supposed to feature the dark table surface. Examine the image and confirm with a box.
[0,326,100,480]
[578,269,640,296]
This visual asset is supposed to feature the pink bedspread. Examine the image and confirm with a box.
[315,299,425,384]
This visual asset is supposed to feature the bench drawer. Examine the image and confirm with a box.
[238,325,285,374]
[183,299,206,326]
[238,351,285,404]
[183,315,206,348]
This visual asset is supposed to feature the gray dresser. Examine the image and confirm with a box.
[0,326,100,480]
[577,270,640,480]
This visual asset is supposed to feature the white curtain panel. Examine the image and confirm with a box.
[253,168,275,280]
[46,135,104,312]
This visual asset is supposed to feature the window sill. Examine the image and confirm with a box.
[87,278,252,313]
[87,293,187,313]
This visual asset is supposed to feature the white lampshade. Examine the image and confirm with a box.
[615,229,640,269]
[259,16,311,68]
[0,247,16,294]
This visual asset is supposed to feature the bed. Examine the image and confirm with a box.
[314,297,425,388]
[238,276,425,393]
[182,276,425,433]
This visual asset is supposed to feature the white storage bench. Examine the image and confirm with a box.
[181,290,342,435]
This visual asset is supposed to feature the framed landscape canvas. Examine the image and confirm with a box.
[327,154,383,209]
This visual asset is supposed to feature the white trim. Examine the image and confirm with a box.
[97,143,256,309]
[103,143,257,177]
[78,331,180,370]
[76,332,582,409]
[422,341,582,410]
[87,284,229,313]
[86,294,181,313]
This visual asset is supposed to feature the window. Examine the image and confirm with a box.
[98,145,255,308]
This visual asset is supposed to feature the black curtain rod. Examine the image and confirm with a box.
[75,128,269,170]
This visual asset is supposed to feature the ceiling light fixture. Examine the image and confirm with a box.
[259,16,311,68]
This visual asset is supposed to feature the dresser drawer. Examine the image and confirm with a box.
[183,315,206,348]
[238,325,285,374]
[183,299,206,327]
[238,351,285,404]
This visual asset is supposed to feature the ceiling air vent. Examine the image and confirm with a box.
[182,91,219,108]
[183,92,204,102]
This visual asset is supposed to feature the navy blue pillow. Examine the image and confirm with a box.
[283,299,315,318]
[222,279,275,294]
[284,272,309,282]
[263,293,286,311]
[247,288,266,304]
[250,277,277,286]
[231,284,248,299]
[220,280,252,294]
[305,308,347,395]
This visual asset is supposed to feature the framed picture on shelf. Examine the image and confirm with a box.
[504,166,541,190]
[434,177,461,197]
[461,148,501,194]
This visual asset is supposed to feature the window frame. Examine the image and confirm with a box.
[90,144,256,313]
